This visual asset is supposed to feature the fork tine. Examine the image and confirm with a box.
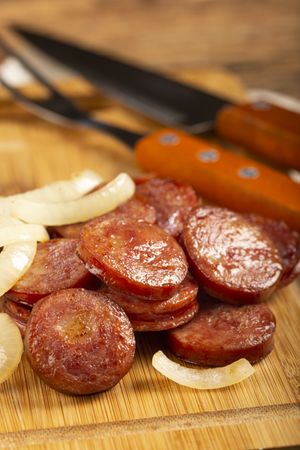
[0,37,64,98]
[0,37,143,147]
[0,72,76,128]
[0,73,34,105]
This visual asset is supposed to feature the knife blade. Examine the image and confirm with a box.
[12,26,300,170]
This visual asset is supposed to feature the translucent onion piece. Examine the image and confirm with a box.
[0,313,24,384]
[21,169,103,202]
[0,217,22,227]
[0,199,13,217]
[0,224,49,246]
[0,241,37,296]
[152,351,255,389]
[0,170,103,216]
[11,173,135,226]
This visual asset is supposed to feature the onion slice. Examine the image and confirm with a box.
[0,217,22,226]
[0,170,103,216]
[0,224,49,246]
[152,351,255,389]
[0,241,37,296]
[0,313,24,384]
[11,173,135,225]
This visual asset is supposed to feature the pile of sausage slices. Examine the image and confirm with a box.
[2,176,300,395]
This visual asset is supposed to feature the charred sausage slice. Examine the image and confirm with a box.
[166,298,276,366]
[182,207,283,304]
[25,288,135,395]
[8,239,93,304]
[78,217,188,300]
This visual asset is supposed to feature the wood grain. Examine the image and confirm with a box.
[0,70,299,449]
[1,404,300,449]
[0,0,299,99]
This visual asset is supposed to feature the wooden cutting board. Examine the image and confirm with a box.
[0,69,299,450]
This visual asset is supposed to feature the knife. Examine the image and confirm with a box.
[12,26,300,170]
[3,32,299,231]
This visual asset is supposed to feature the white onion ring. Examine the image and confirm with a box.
[0,224,49,246]
[0,241,37,296]
[11,173,135,225]
[0,313,24,384]
[0,170,103,216]
[152,351,255,389]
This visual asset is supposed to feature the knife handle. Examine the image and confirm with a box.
[135,128,300,231]
[215,102,300,170]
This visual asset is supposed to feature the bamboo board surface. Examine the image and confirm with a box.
[0,69,299,450]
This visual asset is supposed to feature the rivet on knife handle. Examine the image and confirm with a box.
[135,128,300,231]
[216,102,300,170]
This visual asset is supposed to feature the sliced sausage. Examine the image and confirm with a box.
[112,196,156,224]
[182,206,283,304]
[2,296,32,336]
[283,259,300,287]
[166,298,276,366]
[99,276,198,318]
[247,214,300,287]
[9,239,93,304]
[49,197,156,239]
[130,299,199,332]
[135,178,200,238]
[132,173,156,185]
[48,222,84,239]
[24,288,135,395]
[78,217,188,300]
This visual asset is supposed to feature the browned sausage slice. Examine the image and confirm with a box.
[2,296,31,337]
[130,299,199,332]
[182,207,283,304]
[48,222,84,239]
[78,217,188,300]
[166,298,276,366]
[99,276,198,318]
[9,239,93,304]
[24,288,135,395]
[111,196,156,224]
[284,259,300,287]
[50,197,156,239]
[135,178,200,238]
[247,214,300,287]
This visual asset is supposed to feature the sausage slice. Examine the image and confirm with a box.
[247,214,300,287]
[9,239,93,304]
[78,217,188,299]
[25,288,135,395]
[130,299,199,332]
[182,207,283,304]
[99,276,198,318]
[2,296,31,337]
[50,197,156,239]
[135,178,200,238]
[166,298,276,366]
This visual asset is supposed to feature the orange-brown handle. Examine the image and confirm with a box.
[216,102,300,170]
[135,128,300,231]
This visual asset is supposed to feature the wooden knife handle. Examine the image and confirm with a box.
[215,102,300,170]
[135,128,300,231]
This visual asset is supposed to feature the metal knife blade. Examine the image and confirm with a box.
[11,26,229,133]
